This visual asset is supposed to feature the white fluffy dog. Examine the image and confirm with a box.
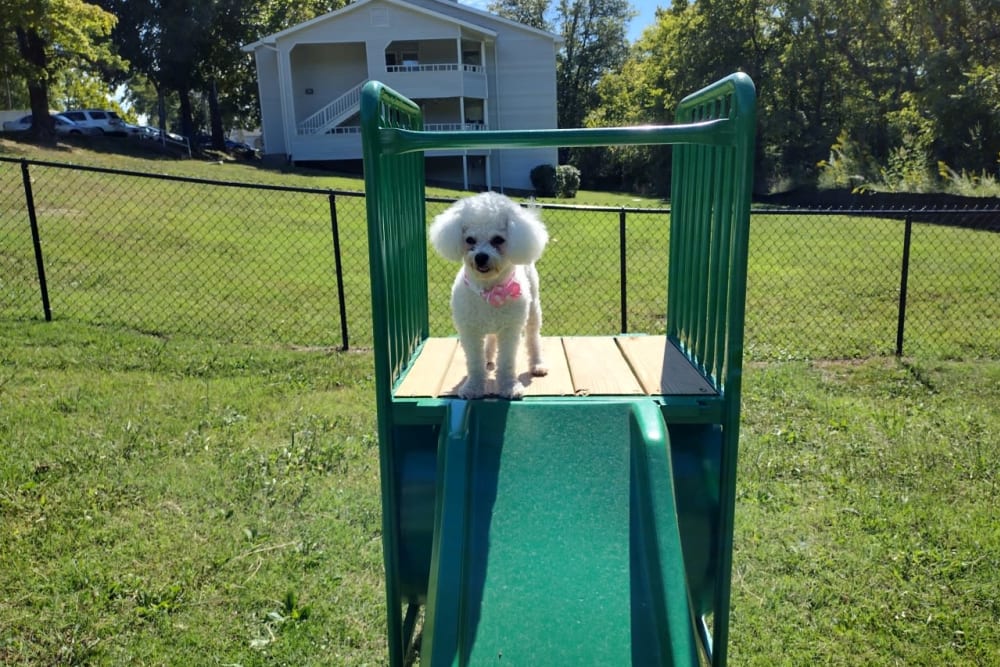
[429,192,549,399]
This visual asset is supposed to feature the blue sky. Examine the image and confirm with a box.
[626,0,663,42]
[459,0,664,44]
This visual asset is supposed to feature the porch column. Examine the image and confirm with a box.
[460,90,468,189]
[278,46,295,161]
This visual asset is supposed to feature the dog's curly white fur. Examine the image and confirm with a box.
[429,192,548,399]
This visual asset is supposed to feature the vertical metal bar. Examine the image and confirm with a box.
[329,193,350,350]
[21,159,51,321]
[895,211,913,357]
[619,208,627,333]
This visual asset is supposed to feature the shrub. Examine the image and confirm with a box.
[555,164,581,198]
[937,159,1000,197]
[817,131,876,191]
[879,144,934,193]
[530,163,556,197]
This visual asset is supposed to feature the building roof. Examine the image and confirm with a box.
[243,0,562,52]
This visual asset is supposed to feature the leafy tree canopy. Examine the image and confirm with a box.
[586,0,1000,194]
[1,0,120,138]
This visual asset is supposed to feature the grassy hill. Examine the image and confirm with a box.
[0,135,664,207]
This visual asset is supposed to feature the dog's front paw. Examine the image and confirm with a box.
[497,379,526,400]
[458,378,486,399]
[530,363,549,377]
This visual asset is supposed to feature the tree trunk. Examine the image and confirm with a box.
[177,86,195,142]
[208,78,225,151]
[14,27,55,142]
[157,88,167,137]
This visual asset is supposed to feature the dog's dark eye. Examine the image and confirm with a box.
[465,236,476,246]
[490,236,505,247]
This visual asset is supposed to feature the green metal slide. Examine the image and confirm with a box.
[422,399,699,665]
[360,73,756,666]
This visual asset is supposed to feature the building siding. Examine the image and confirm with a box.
[247,0,559,191]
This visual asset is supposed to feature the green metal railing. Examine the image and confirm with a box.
[669,73,757,663]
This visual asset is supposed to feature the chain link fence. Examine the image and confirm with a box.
[2,157,998,360]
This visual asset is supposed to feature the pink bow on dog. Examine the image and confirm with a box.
[482,278,521,307]
[466,271,522,307]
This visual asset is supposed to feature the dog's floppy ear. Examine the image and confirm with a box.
[428,201,467,262]
[503,201,548,265]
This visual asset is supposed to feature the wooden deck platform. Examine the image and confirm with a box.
[394,336,718,398]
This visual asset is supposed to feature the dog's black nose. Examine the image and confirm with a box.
[474,253,490,268]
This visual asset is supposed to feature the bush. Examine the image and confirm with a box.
[938,159,1000,197]
[530,163,556,197]
[880,144,934,193]
[817,131,876,191]
[555,164,581,198]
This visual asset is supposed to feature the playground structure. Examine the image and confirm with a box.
[360,73,756,665]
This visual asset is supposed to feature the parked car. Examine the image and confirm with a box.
[196,133,258,158]
[61,109,126,135]
[131,125,186,142]
[122,122,156,137]
[126,124,192,156]
[2,113,100,136]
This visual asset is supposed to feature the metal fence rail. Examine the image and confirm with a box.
[2,157,998,359]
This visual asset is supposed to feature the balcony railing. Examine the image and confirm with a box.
[424,122,487,131]
[385,63,484,74]
[323,123,486,135]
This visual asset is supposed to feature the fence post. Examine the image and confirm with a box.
[329,193,350,350]
[21,159,52,322]
[895,210,913,356]
[619,207,627,333]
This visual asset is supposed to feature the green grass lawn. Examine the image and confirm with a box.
[733,358,999,665]
[0,321,386,664]
[1,321,997,664]
[1,139,998,664]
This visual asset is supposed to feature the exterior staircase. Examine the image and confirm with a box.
[297,80,367,135]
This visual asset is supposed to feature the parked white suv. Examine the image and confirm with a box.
[61,109,126,135]
[2,113,101,136]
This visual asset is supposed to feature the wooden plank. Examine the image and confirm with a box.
[563,337,644,396]
[522,337,574,396]
[394,338,457,397]
[397,336,714,398]
[615,336,718,397]
[438,343,470,397]
[438,336,576,397]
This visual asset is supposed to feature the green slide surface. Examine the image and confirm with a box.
[423,399,699,666]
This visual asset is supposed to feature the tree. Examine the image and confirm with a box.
[555,0,634,130]
[488,0,552,30]
[488,0,633,134]
[98,0,345,148]
[585,0,1000,194]
[97,0,218,141]
[51,69,121,111]
[1,31,31,109]
[0,0,119,140]
[578,6,686,192]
